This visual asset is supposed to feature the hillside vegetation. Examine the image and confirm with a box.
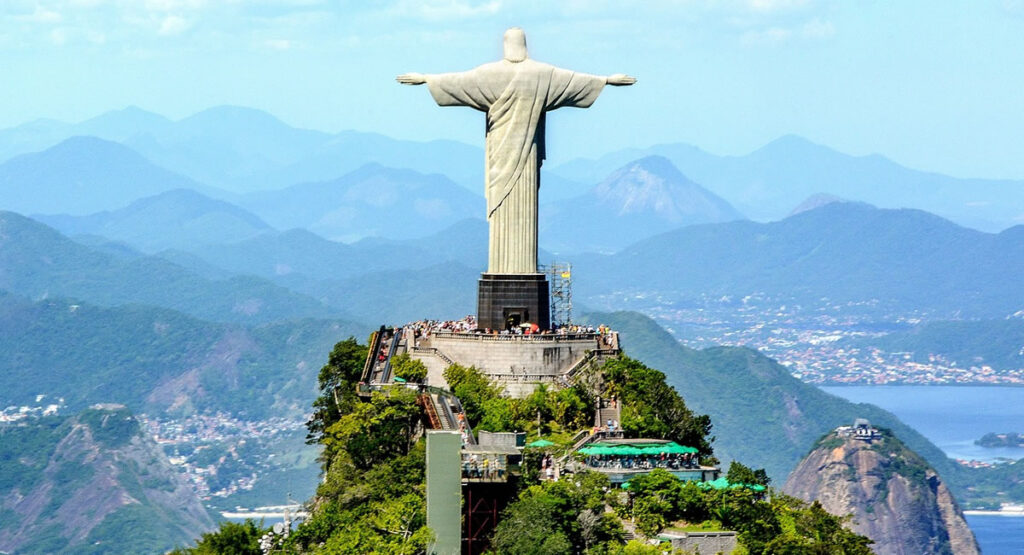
[581,311,958,482]
[178,338,873,554]
[0,406,213,554]
[0,291,366,418]
[0,211,341,324]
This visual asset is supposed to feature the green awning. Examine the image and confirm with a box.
[699,477,766,492]
[638,442,697,455]
[578,441,699,457]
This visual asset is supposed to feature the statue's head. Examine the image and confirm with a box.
[503,27,528,63]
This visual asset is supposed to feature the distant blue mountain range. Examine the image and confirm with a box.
[550,135,1024,232]
[4,105,1024,232]
[574,201,1024,317]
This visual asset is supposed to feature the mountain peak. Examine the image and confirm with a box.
[593,156,740,223]
[749,134,838,160]
[787,193,848,217]
[181,105,289,129]
[43,135,134,156]
[623,154,684,175]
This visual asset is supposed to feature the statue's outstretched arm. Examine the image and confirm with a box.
[607,74,637,86]
[396,73,427,85]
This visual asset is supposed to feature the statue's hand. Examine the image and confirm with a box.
[607,74,637,86]
[396,73,427,85]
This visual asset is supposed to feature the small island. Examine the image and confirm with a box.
[975,432,1024,448]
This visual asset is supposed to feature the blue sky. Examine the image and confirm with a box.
[1,0,1022,179]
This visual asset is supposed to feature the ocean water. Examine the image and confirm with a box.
[965,514,1024,555]
[820,386,1024,462]
[821,385,1024,553]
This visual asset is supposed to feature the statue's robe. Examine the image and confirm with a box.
[426,60,606,274]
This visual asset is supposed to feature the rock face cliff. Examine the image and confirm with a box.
[0,405,213,554]
[783,427,979,555]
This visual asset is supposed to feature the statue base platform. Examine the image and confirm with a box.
[477,273,549,331]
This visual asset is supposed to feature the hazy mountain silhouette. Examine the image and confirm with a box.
[0,106,487,193]
[124,106,333,192]
[35,189,273,252]
[239,163,485,242]
[574,202,1024,316]
[0,211,339,324]
[0,106,170,163]
[552,135,1024,231]
[787,192,848,216]
[11,107,1023,232]
[0,137,214,216]
[184,227,444,282]
[541,156,744,253]
[0,291,366,417]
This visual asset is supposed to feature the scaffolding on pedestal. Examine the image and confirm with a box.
[541,262,573,328]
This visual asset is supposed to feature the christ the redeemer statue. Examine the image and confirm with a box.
[398,27,635,275]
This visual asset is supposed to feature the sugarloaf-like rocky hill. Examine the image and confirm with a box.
[783,423,979,555]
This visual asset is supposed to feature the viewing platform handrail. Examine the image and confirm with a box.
[420,393,443,430]
[430,330,601,342]
[380,327,403,383]
[564,351,598,381]
[568,429,593,451]
[360,326,386,384]
[411,346,455,366]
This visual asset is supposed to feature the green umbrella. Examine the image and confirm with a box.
[528,439,555,448]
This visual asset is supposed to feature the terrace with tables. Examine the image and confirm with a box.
[570,439,719,484]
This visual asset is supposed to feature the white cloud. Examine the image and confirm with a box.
[264,38,291,49]
[741,26,792,45]
[146,0,207,11]
[391,0,502,21]
[801,18,834,39]
[747,0,810,12]
[49,27,68,45]
[158,14,191,35]
[16,6,63,23]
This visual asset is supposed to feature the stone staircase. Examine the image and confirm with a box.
[595,405,621,428]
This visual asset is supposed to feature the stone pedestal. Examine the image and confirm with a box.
[477,273,549,331]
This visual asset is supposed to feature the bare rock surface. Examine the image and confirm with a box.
[783,428,979,555]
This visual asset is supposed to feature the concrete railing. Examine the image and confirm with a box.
[360,326,387,384]
[430,331,601,343]
[411,346,455,366]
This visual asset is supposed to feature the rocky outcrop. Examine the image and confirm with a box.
[783,428,979,555]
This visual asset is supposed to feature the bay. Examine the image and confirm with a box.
[820,385,1024,462]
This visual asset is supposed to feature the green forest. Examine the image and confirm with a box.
[175,338,873,554]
